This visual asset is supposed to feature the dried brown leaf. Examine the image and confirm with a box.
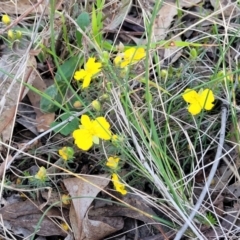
[0,200,66,236]
[63,175,110,240]
[153,0,202,41]
[0,0,63,15]
[210,0,239,17]
[88,195,169,236]
[82,213,124,240]
[104,0,132,31]
[0,54,37,142]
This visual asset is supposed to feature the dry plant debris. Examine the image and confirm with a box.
[1,0,240,239]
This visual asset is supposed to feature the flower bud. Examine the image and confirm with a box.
[73,100,82,109]
[116,42,124,52]
[2,14,11,25]
[15,30,22,40]
[160,69,168,78]
[59,147,74,161]
[7,29,14,40]
[189,48,198,60]
[91,100,101,111]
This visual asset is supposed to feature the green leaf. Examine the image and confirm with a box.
[76,12,90,47]
[55,56,80,83]
[40,84,64,113]
[50,112,79,136]
[91,5,103,45]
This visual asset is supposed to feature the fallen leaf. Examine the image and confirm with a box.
[40,189,70,209]
[17,102,38,135]
[153,0,202,41]
[104,0,132,31]
[0,0,63,15]
[82,213,124,240]
[153,2,177,41]
[88,195,170,237]
[209,0,239,17]
[179,0,202,8]
[0,54,37,142]
[63,175,110,240]
[0,200,67,237]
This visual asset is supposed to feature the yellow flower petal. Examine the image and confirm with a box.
[59,147,68,160]
[35,167,47,181]
[93,117,112,140]
[85,57,96,68]
[120,60,131,68]
[106,156,120,169]
[188,103,202,115]
[73,129,93,150]
[82,74,92,88]
[81,115,92,129]
[112,173,127,195]
[125,47,146,61]
[74,69,86,81]
[85,57,102,75]
[114,55,122,66]
[59,147,74,161]
[114,47,146,68]
[182,89,199,104]
[199,89,214,110]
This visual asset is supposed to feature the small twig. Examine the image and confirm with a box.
[174,105,228,240]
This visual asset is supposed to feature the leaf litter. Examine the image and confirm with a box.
[1,0,240,239]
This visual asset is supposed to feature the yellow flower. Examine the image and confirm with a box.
[61,194,71,205]
[58,147,74,161]
[106,156,120,170]
[182,88,215,115]
[74,57,102,88]
[35,166,47,181]
[114,47,146,68]
[112,173,127,195]
[73,115,112,151]
[2,14,11,25]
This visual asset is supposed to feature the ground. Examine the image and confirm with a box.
[0,0,240,239]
